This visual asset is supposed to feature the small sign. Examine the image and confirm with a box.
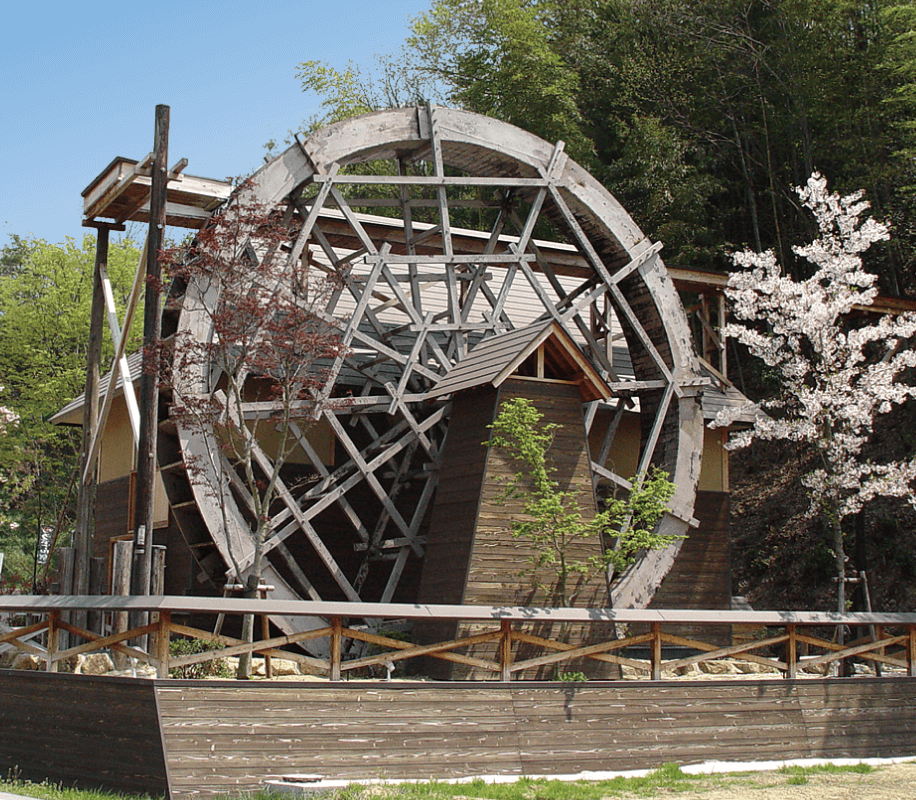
[36,525,53,565]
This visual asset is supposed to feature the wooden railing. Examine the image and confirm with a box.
[2,595,915,681]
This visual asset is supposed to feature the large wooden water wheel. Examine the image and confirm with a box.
[157,106,705,632]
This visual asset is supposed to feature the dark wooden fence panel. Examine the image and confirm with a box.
[0,671,169,797]
[154,678,916,797]
[156,683,523,795]
[6,671,916,799]
[796,680,916,758]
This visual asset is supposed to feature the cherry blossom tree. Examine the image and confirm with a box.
[715,173,916,614]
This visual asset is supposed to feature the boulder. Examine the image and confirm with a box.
[11,653,42,670]
[269,658,299,676]
[734,659,779,674]
[76,653,115,675]
[698,659,739,674]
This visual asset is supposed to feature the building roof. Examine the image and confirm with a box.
[424,320,612,403]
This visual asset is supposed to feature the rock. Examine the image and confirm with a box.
[107,663,156,678]
[734,660,778,674]
[269,658,299,676]
[0,649,17,668]
[800,659,830,675]
[76,653,114,675]
[698,659,739,674]
[297,661,327,677]
[11,653,42,670]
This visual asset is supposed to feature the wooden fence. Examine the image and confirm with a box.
[2,595,916,681]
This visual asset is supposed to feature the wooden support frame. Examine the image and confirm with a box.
[160,106,705,618]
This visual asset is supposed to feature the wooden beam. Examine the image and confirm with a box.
[132,103,169,598]
[81,237,148,485]
[83,153,153,220]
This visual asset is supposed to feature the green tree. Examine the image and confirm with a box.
[400,0,915,284]
[486,397,677,606]
[409,0,595,164]
[0,233,142,588]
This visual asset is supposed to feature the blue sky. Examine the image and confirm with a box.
[1,1,431,247]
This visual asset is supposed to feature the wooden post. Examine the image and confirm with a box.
[650,622,662,681]
[111,540,132,670]
[786,624,797,680]
[155,610,171,679]
[57,547,75,650]
[260,591,272,679]
[875,623,884,678]
[74,223,117,608]
[150,545,167,666]
[87,556,105,634]
[151,545,166,595]
[132,104,169,600]
[717,293,727,378]
[908,626,916,678]
[330,616,342,682]
[47,610,59,673]
[499,619,512,682]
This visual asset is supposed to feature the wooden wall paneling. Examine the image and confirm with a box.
[152,678,916,797]
[6,671,916,799]
[0,672,169,797]
[646,490,732,646]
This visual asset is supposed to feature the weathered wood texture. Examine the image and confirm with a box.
[647,491,731,645]
[156,678,916,797]
[6,660,915,798]
[92,475,195,597]
[154,106,704,620]
[417,386,497,612]
[94,476,131,545]
[417,378,614,678]
[0,671,169,797]
[465,378,606,609]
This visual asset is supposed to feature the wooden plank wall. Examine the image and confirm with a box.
[648,490,732,645]
[469,378,606,610]
[153,678,916,798]
[95,476,131,551]
[5,673,916,799]
[0,671,169,797]
[416,378,615,678]
[417,386,497,614]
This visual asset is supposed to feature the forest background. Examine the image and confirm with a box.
[2,0,916,612]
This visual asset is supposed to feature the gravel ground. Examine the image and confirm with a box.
[623,762,916,799]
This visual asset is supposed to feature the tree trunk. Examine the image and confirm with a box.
[236,535,265,679]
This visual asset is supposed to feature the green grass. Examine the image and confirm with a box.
[331,762,881,800]
[0,762,881,800]
[0,775,161,800]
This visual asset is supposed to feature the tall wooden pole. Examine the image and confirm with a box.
[132,104,169,597]
[73,223,111,603]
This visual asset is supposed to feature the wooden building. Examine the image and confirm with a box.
[55,107,756,656]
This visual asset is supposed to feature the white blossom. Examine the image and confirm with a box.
[714,172,916,527]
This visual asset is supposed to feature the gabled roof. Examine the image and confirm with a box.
[424,320,612,403]
[49,350,143,426]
